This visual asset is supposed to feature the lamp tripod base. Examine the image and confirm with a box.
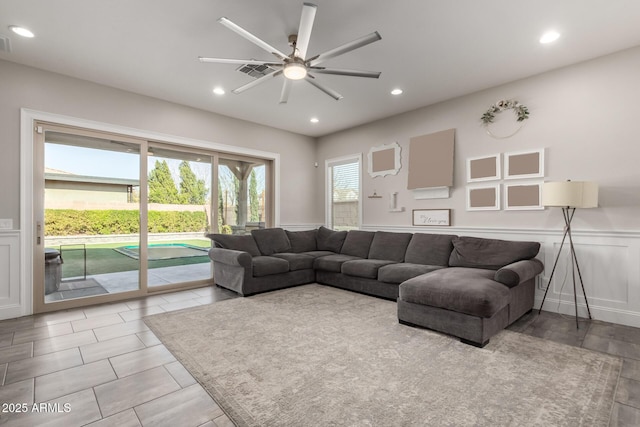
[538,207,592,329]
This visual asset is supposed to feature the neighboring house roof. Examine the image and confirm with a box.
[45,172,139,187]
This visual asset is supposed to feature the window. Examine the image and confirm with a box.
[326,154,361,230]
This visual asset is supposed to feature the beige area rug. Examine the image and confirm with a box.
[144,284,621,426]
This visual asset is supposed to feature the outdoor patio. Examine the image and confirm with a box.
[45,263,213,302]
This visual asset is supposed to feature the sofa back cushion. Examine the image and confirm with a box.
[209,234,261,257]
[316,226,347,253]
[448,236,540,270]
[251,228,291,255]
[404,233,457,266]
[285,229,318,253]
[368,231,413,262]
[340,230,375,258]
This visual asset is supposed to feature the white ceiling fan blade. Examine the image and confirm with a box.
[279,79,292,104]
[218,17,289,60]
[232,69,281,94]
[296,3,317,60]
[308,31,381,66]
[198,57,282,66]
[305,76,343,101]
[308,67,381,78]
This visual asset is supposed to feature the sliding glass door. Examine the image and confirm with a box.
[217,156,268,234]
[32,122,273,313]
[146,145,213,288]
[34,127,142,310]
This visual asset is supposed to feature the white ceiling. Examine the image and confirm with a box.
[2,0,640,137]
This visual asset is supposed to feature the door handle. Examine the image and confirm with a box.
[36,221,42,245]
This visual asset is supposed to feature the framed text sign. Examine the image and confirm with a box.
[412,209,451,226]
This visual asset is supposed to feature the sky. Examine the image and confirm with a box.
[45,143,265,194]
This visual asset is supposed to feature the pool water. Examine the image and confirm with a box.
[114,243,209,261]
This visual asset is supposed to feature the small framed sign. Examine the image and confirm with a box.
[412,209,451,226]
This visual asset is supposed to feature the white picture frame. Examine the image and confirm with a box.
[467,153,501,183]
[367,142,401,178]
[504,149,545,180]
[504,181,544,210]
[466,184,501,211]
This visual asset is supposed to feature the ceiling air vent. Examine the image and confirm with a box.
[236,63,275,79]
[0,34,12,53]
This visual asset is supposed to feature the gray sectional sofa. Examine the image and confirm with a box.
[208,226,543,347]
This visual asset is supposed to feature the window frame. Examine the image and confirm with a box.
[325,153,362,230]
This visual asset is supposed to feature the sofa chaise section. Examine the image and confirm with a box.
[397,236,544,347]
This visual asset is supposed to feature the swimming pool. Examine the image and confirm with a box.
[114,243,209,261]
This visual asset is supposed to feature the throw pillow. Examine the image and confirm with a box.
[251,228,292,255]
[209,234,261,257]
[316,226,347,253]
[285,229,318,253]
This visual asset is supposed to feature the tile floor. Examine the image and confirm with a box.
[0,285,237,427]
[1,286,639,426]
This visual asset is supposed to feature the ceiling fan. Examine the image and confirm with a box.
[198,2,382,103]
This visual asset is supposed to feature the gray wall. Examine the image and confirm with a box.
[317,46,640,232]
[0,59,320,229]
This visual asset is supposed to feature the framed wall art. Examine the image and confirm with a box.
[467,184,500,211]
[504,149,544,180]
[467,154,501,182]
[504,181,544,210]
[368,142,401,178]
[412,209,451,226]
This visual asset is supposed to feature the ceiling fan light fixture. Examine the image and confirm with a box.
[283,61,307,80]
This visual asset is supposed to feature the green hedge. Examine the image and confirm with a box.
[45,209,208,236]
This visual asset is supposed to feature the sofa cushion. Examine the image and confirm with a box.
[399,267,510,318]
[251,228,291,255]
[271,253,315,271]
[368,231,413,262]
[285,230,317,253]
[316,226,347,252]
[252,256,290,277]
[209,234,261,257]
[449,236,541,270]
[341,259,396,279]
[340,230,375,258]
[404,233,456,266]
[300,250,336,258]
[377,263,445,284]
[314,254,361,273]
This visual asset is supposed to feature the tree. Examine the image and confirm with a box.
[178,161,207,204]
[148,160,180,204]
[249,169,259,222]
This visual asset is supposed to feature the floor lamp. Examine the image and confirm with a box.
[539,180,599,329]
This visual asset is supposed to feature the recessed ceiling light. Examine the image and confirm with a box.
[9,25,34,38]
[539,30,560,44]
[391,88,403,96]
[310,117,319,123]
[213,87,225,95]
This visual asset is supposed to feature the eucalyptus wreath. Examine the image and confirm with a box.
[481,99,529,125]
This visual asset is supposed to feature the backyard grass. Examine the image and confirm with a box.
[47,239,212,278]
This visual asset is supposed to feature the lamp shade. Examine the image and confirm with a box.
[542,181,598,208]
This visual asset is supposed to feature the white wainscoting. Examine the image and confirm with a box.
[0,231,22,320]
[360,224,640,328]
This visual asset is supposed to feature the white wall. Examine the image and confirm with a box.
[0,59,320,227]
[317,46,640,327]
[0,59,320,319]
